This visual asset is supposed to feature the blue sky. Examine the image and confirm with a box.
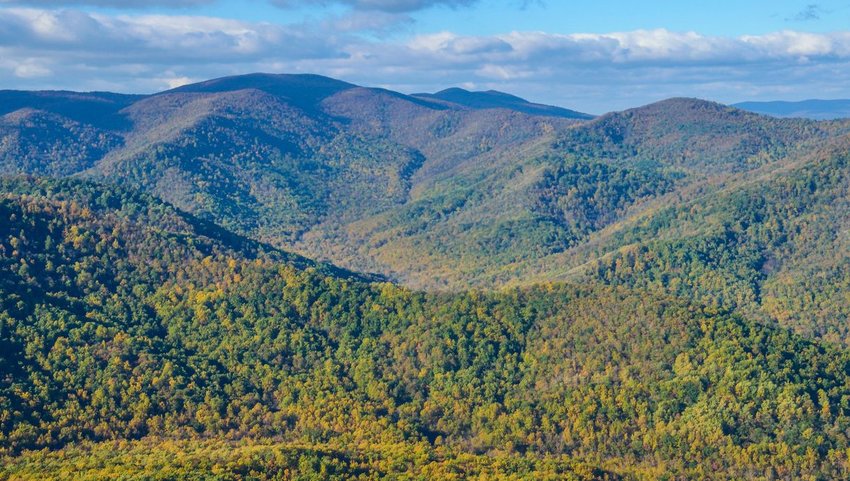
[1,0,849,112]
[86,1,850,36]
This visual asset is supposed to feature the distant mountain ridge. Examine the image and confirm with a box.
[733,99,850,120]
[414,87,594,119]
[0,89,141,129]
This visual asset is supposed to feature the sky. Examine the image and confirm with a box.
[1,0,850,113]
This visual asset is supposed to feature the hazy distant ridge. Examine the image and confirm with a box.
[733,99,850,120]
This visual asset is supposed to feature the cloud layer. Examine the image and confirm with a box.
[2,7,850,112]
[271,0,478,13]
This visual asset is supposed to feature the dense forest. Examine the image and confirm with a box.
[3,177,850,479]
[5,75,850,479]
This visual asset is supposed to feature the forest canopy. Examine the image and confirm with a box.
[2,177,850,480]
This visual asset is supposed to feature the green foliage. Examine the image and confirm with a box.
[533,158,680,244]
[4,177,850,479]
[581,142,850,344]
[99,90,426,244]
[5,77,849,295]
[7,76,850,479]
[0,439,616,481]
[0,110,123,176]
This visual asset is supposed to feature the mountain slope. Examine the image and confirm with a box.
[554,98,836,172]
[498,132,850,345]
[0,109,125,176]
[0,74,590,284]
[2,75,850,306]
[4,177,850,479]
[298,98,849,288]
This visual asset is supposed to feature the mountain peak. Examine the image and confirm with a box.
[631,97,734,113]
[596,97,754,125]
[163,73,358,111]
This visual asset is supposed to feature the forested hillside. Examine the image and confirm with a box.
[6,74,850,479]
[501,135,850,347]
[0,74,585,270]
[4,74,849,297]
[4,177,850,479]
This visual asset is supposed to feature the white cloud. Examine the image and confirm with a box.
[407,29,850,66]
[741,31,844,58]
[12,58,51,77]
[162,75,194,88]
[2,7,850,111]
[0,8,344,62]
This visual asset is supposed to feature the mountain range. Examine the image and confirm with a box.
[4,75,850,324]
[4,73,850,479]
[734,99,850,120]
